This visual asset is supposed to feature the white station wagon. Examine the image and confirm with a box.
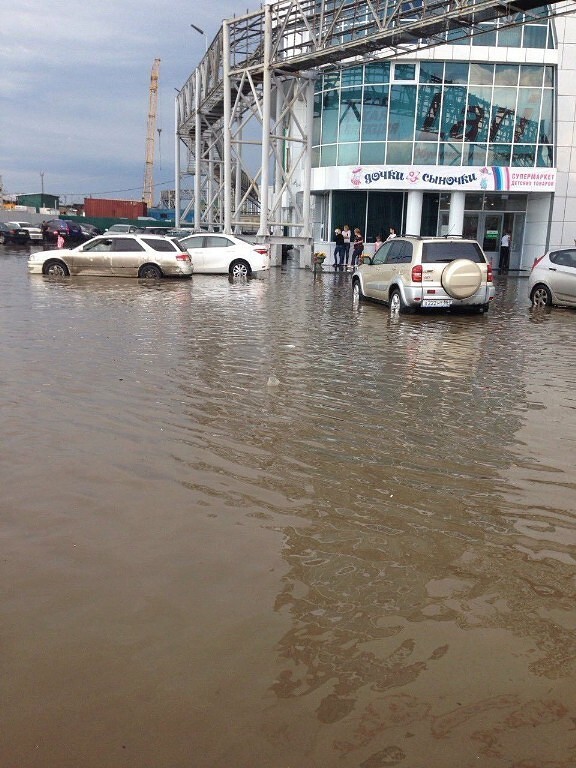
[28,234,193,279]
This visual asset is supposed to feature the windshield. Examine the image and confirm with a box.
[422,241,485,264]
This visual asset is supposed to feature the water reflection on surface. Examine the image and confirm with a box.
[2,248,576,767]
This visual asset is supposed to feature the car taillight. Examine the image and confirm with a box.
[254,248,268,255]
[531,254,545,271]
[411,264,422,282]
[176,253,190,262]
[487,263,493,282]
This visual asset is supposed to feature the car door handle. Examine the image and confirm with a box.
[549,267,557,271]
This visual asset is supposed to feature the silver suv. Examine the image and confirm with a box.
[352,236,495,314]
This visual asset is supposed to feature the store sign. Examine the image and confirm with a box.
[312,165,557,192]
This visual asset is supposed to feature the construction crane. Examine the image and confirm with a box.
[142,58,160,209]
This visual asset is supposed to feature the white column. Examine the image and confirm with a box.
[448,191,465,236]
[223,21,232,234]
[194,69,201,231]
[258,4,272,237]
[174,94,181,228]
[405,190,423,236]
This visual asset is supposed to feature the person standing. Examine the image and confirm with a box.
[333,228,345,270]
[374,233,383,252]
[41,221,49,249]
[499,230,511,274]
[342,224,352,268]
[386,226,397,242]
[351,227,364,268]
[56,231,65,249]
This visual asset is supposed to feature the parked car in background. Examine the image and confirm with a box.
[352,236,495,314]
[104,224,140,234]
[0,222,30,245]
[6,221,43,242]
[179,233,270,277]
[43,219,84,244]
[529,247,576,308]
[28,233,193,279]
[79,223,101,240]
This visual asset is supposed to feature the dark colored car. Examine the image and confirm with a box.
[79,223,101,240]
[44,219,84,244]
[0,222,29,245]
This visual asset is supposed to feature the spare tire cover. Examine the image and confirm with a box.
[441,258,483,299]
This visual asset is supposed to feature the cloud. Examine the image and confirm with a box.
[1,0,254,201]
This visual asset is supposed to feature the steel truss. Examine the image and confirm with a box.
[175,0,574,248]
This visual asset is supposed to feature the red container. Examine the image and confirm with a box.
[84,198,147,218]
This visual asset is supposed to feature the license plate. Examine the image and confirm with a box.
[422,299,452,308]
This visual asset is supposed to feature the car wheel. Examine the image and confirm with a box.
[389,288,408,315]
[43,260,69,276]
[352,278,364,302]
[139,264,163,279]
[531,284,552,308]
[230,259,251,278]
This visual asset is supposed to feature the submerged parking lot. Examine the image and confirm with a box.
[2,245,576,767]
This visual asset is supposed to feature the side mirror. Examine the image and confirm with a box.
[359,255,372,265]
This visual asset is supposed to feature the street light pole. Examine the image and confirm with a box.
[190,23,208,52]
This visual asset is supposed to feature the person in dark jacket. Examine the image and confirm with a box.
[333,228,345,270]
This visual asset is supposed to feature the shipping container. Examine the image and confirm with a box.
[84,198,147,218]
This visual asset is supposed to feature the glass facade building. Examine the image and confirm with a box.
[310,9,559,270]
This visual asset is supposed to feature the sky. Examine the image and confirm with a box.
[0,0,258,205]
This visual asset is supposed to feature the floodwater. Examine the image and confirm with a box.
[2,244,576,768]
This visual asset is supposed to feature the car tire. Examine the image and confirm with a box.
[531,284,552,308]
[139,264,163,279]
[230,259,251,278]
[43,259,69,277]
[441,259,482,299]
[389,288,409,315]
[352,278,364,302]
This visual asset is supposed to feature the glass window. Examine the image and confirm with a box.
[322,90,339,143]
[386,142,413,164]
[514,89,541,143]
[490,88,517,142]
[414,143,438,164]
[441,86,467,139]
[488,144,511,165]
[320,145,337,166]
[323,72,340,90]
[520,65,544,87]
[84,238,113,252]
[142,238,178,252]
[417,85,442,140]
[341,66,363,86]
[463,144,487,165]
[465,88,491,142]
[539,89,553,143]
[365,62,390,84]
[114,238,145,251]
[361,85,388,141]
[438,143,462,165]
[419,62,443,84]
[394,63,416,81]
[544,66,554,87]
[422,241,484,263]
[360,143,386,164]
[388,85,416,140]
[537,145,553,167]
[373,240,393,265]
[205,237,232,248]
[497,26,522,47]
[339,88,362,142]
[472,26,497,47]
[444,62,469,85]
[338,143,359,165]
[512,145,536,166]
[523,23,548,49]
[495,65,519,87]
[469,63,494,86]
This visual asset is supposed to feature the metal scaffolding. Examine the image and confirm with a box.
[175,0,574,250]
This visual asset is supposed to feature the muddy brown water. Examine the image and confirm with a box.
[2,245,576,767]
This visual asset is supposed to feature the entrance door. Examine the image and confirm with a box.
[480,214,503,264]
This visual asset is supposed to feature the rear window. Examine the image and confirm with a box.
[422,241,485,264]
[142,238,177,252]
